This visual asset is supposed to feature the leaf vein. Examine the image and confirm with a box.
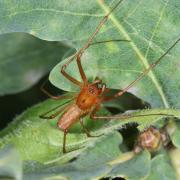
[1,8,104,19]
[97,0,169,108]
[145,0,169,58]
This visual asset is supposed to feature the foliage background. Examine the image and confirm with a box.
[0,0,179,179]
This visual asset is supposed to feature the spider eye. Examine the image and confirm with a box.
[88,87,94,94]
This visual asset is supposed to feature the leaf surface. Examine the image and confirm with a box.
[107,151,150,180]
[145,154,176,180]
[170,121,180,148]
[0,33,70,95]
[0,146,22,180]
[0,0,179,106]
[24,134,150,180]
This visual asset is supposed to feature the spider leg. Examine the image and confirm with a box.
[113,38,180,98]
[79,118,102,137]
[40,80,74,100]
[65,0,125,67]
[90,103,173,120]
[91,109,173,120]
[63,129,68,153]
[61,64,82,86]
[39,101,72,119]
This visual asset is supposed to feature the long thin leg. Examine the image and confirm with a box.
[61,64,82,86]
[61,48,88,86]
[79,0,125,55]
[90,105,173,120]
[62,38,129,72]
[76,53,88,84]
[61,0,125,85]
[90,39,130,46]
[113,38,180,98]
[91,113,173,120]
[76,38,130,84]
[39,100,73,119]
[63,39,127,85]
[63,129,68,153]
[79,119,101,137]
[62,0,125,67]
[40,80,75,100]
[40,108,64,119]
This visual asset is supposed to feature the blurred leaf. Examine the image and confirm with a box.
[0,145,22,180]
[170,149,180,180]
[0,33,70,95]
[145,154,176,180]
[106,151,150,180]
[170,121,180,148]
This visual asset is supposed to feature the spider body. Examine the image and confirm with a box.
[58,81,105,130]
[76,82,105,110]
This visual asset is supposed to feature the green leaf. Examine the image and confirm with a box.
[0,33,70,95]
[145,154,176,180]
[0,98,179,179]
[73,132,122,168]
[0,0,105,40]
[0,97,112,163]
[48,0,179,108]
[0,98,86,163]
[0,145,22,180]
[0,1,179,107]
[0,0,179,106]
[0,96,180,163]
[0,1,179,179]
[24,132,122,180]
[24,133,147,180]
[169,121,180,148]
[169,149,180,180]
[107,151,151,180]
